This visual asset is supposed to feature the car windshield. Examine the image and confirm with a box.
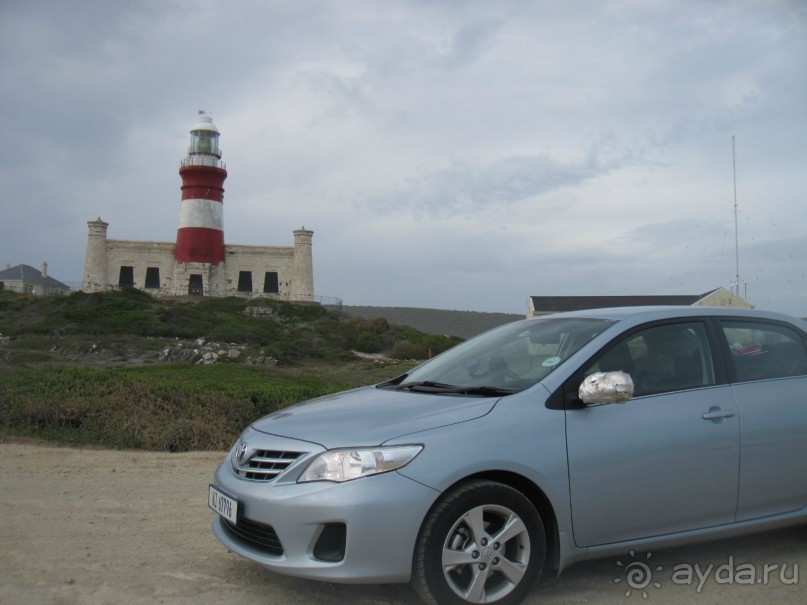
[380,317,613,395]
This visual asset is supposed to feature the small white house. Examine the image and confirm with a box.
[0,263,71,296]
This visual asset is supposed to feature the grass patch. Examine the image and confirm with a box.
[0,361,416,451]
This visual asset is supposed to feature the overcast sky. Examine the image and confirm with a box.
[2,0,805,316]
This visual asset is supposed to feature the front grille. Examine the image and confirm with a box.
[232,449,304,481]
[223,517,283,556]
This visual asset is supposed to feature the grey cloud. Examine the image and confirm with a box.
[438,20,503,69]
[374,153,601,217]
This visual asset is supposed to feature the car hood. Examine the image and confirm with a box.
[250,386,499,448]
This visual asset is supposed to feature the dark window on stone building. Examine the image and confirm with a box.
[0,282,4,291]
[238,271,253,292]
[145,267,160,289]
[119,266,134,287]
[188,274,203,296]
[263,272,279,293]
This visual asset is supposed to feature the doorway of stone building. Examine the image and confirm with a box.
[188,274,203,296]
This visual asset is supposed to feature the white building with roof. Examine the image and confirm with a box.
[0,263,71,295]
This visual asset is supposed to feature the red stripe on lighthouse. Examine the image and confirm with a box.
[175,227,225,264]
[180,165,226,201]
[175,164,227,265]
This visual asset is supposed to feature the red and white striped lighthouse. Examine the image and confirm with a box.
[175,111,227,264]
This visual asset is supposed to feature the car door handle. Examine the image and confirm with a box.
[702,407,736,421]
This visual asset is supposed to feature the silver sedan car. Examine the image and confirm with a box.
[210,306,807,605]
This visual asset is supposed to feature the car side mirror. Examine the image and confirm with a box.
[579,371,634,405]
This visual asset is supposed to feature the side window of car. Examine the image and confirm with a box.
[721,321,807,382]
[585,322,715,397]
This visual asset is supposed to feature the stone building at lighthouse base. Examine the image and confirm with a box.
[82,219,316,301]
[81,113,319,302]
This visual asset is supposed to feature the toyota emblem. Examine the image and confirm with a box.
[235,442,248,462]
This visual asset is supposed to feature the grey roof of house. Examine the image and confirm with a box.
[0,264,71,290]
[528,289,720,313]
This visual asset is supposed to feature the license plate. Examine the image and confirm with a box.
[209,485,238,524]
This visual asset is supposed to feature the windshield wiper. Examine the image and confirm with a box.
[386,381,516,396]
[387,381,458,392]
[448,385,518,396]
[375,373,408,388]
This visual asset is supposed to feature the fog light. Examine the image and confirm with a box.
[312,523,346,562]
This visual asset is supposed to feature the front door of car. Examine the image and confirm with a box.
[564,321,740,547]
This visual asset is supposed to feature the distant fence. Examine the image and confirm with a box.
[223,292,342,309]
[290,295,343,309]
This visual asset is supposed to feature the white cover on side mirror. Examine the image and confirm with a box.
[579,371,634,404]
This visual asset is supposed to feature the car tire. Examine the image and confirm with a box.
[411,480,546,605]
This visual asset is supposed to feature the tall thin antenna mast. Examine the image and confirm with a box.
[732,135,740,296]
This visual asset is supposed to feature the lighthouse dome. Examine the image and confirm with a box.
[191,111,220,134]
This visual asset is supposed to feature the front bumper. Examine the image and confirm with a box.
[210,449,439,583]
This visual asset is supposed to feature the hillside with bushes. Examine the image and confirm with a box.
[0,289,463,451]
[345,305,522,339]
[0,289,463,367]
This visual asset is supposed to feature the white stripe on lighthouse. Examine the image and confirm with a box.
[178,199,224,230]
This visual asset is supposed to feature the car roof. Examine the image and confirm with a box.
[535,305,806,328]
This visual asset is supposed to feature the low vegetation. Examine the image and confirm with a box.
[0,362,416,452]
[345,305,522,339]
[0,289,460,450]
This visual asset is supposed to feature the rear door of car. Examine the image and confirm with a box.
[718,318,807,521]
[563,319,740,547]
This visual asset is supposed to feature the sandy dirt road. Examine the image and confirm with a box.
[0,441,804,605]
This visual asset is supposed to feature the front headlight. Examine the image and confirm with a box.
[299,445,423,483]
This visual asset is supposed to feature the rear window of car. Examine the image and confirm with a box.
[721,321,807,382]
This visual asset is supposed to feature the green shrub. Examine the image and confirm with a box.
[388,342,429,360]
[355,332,383,353]
[0,361,417,451]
